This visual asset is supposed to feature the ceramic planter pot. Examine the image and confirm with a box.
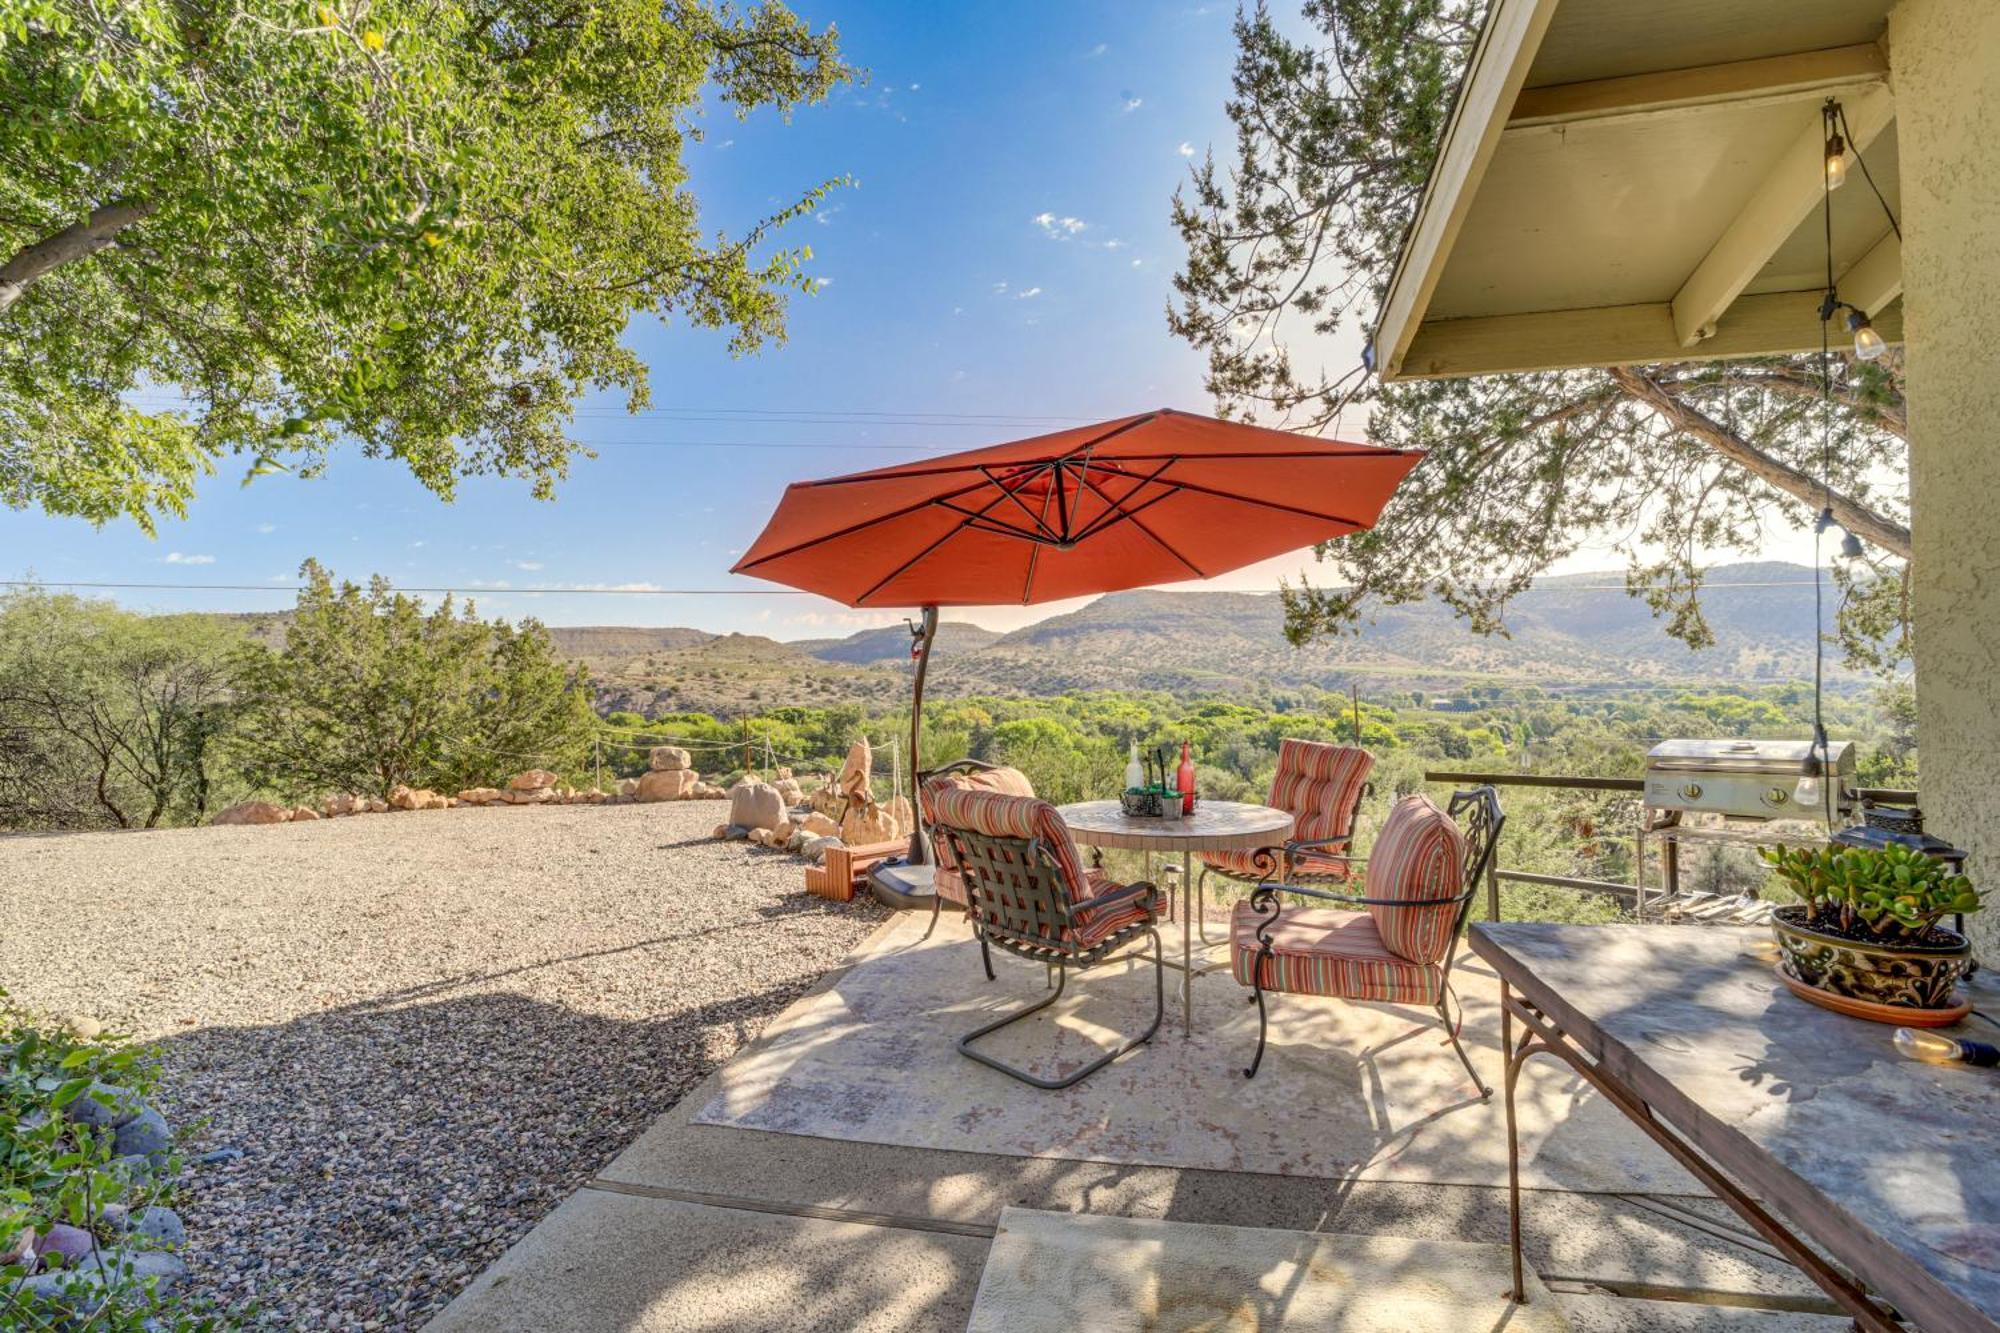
[1771,904,1971,1016]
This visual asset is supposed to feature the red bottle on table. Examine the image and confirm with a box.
[1177,740,1196,815]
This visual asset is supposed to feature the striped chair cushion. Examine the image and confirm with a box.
[926,786,1093,906]
[1364,795,1467,966]
[921,766,1036,909]
[1229,902,1440,1005]
[1072,881,1164,946]
[1271,739,1374,848]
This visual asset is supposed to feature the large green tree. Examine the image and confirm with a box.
[1,0,850,529]
[1170,1,1910,665]
[232,560,596,798]
[0,588,239,827]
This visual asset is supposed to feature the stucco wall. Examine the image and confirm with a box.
[1889,0,2000,958]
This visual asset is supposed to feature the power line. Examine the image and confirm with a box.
[4,580,813,596]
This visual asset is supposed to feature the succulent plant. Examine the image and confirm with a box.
[1762,842,1982,941]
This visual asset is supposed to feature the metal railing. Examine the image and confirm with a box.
[1422,769,1920,921]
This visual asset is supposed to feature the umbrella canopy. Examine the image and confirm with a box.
[731,409,1421,607]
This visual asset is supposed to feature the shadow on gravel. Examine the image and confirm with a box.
[147,908,888,1329]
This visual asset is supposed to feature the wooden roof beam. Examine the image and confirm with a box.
[1669,84,1895,349]
[1840,229,1903,316]
[1508,43,1889,130]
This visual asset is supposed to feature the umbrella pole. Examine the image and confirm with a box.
[906,603,939,865]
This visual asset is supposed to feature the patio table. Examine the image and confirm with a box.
[1056,800,1293,1037]
[1472,921,2000,1333]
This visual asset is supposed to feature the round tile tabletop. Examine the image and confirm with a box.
[1056,799,1294,854]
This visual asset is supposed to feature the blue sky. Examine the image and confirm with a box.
[6,2,1811,640]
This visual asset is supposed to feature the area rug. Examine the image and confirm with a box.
[967,1208,1570,1332]
[693,912,1695,1193]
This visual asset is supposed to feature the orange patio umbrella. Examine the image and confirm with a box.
[731,407,1421,864]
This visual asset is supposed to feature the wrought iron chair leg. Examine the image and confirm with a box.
[980,938,995,982]
[956,931,1165,1090]
[1438,984,1491,1100]
[1244,947,1272,1079]
[923,887,944,941]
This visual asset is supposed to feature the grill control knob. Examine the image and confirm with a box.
[1679,782,1702,801]
[1763,786,1790,808]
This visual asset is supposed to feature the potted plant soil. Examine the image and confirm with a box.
[1762,842,1983,1025]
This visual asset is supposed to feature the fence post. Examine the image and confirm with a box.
[594,735,602,793]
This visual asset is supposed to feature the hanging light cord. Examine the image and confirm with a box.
[1812,101,1839,823]
[1836,101,1903,241]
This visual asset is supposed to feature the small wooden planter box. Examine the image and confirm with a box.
[805,840,907,902]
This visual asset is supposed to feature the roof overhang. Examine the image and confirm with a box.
[1372,0,1902,382]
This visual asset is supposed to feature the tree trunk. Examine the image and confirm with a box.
[0,202,154,315]
[1610,367,1913,560]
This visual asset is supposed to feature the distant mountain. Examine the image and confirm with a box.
[947,562,1849,697]
[547,626,713,658]
[799,621,1003,664]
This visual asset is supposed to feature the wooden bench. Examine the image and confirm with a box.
[804,840,907,902]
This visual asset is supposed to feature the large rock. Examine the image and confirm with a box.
[729,780,785,832]
[388,785,444,812]
[212,801,289,826]
[648,746,692,772]
[61,1082,141,1129]
[113,1107,172,1163]
[799,812,840,838]
[886,795,914,837]
[289,805,320,822]
[617,778,639,797]
[637,768,698,803]
[508,769,559,792]
[35,1223,94,1269]
[456,787,503,806]
[836,739,873,805]
[840,801,898,846]
[774,778,805,807]
[800,835,844,864]
[503,786,554,805]
[130,1206,186,1249]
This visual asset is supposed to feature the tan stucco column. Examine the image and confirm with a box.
[1890,0,2000,957]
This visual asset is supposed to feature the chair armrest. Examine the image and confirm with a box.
[1077,879,1161,917]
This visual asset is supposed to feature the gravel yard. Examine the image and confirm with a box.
[0,802,888,1329]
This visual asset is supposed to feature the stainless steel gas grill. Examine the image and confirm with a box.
[1638,739,1857,921]
[1643,739,1856,824]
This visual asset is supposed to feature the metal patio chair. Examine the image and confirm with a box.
[916,758,1037,949]
[929,785,1166,1089]
[1199,739,1375,899]
[1232,786,1504,1096]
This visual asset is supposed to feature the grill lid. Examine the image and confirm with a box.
[1645,738,1854,775]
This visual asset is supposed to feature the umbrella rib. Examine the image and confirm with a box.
[1019,464,1063,604]
[850,483,1021,607]
[1071,469,1208,579]
[1160,477,1370,528]
[979,464,1062,541]
[733,474,1001,570]
[794,443,1414,489]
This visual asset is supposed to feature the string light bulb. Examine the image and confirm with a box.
[1825,130,1849,190]
[1840,531,1866,560]
[1846,309,1887,361]
[1894,1027,2000,1068]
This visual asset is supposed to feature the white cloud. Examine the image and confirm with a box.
[992,280,1009,294]
[1102,238,1126,250]
[511,560,544,571]
[1033,212,1088,239]
[1178,142,1196,157]
[1121,94,1143,113]
[1016,287,1043,300]
[1131,258,1143,268]
[908,82,921,92]
[409,540,426,549]
[161,552,215,565]
[1086,42,1108,58]
[814,276,834,289]
[255,522,276,535]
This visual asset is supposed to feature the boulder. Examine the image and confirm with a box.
[289,805,320,822]
[692,782,727,799]
[637,768,699,803]
[508,769,559,792]
[770,819,795,845]
[389,785,444,812]
[774,778,805,807]
[366,797,389,813]
[113,1107,172,1163]
[728,779,786,832]
[617,778,639,797]
[836,738,873,804]
[503,787,554,805]
[648,746,692,772]
[800,835,844,864]
[799,812,840,838]
[746,827,772,846]
[130,1206,186,1249]
[323,793,358,817]
[424,790,450,810]
[457,787,503,806]
[886,795,914,838]
[775,766,794,781]
[62,1082,140,1129]
[712,824,732,839]
[840,801,897,846]
[212,801,289,826]
[35,1222,94,1270]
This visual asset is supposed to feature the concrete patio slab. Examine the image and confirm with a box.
[430,916,1852,1331]
[966,1206,1571,1331]
[426,1187,987,1333]
[690,911,1693,1192]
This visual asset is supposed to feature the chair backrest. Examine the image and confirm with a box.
[1269,740,1374,846]
[918,762,1036,884]
[1364,786,1505,967]
[927,787,1092,948]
